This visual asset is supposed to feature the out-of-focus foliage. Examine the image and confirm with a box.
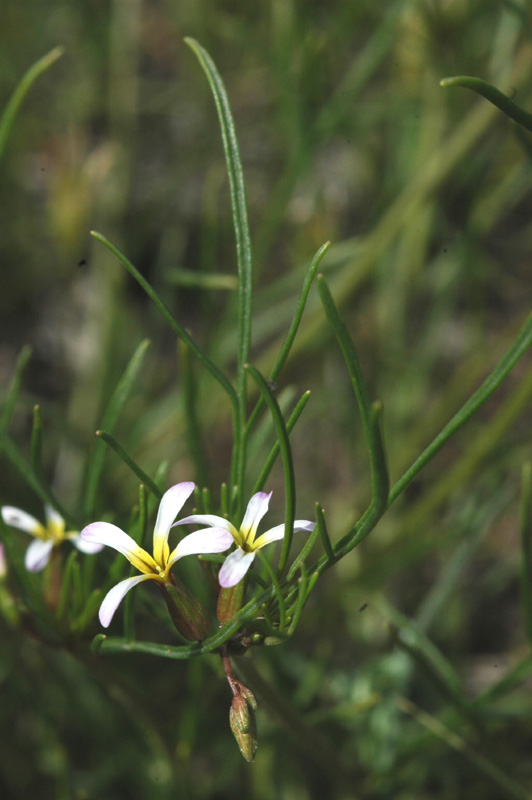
[2,1,532,798]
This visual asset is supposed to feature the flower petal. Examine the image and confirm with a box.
[172,513,235,535]
[218,548,256,588]
[153,482,195,566]
[98,574,155,628]
[71,534,104,555]
[240,492,272,545]
[25,538,54,572]
[253,519,315,551]
[44,505,64,528]
[167,528,234,567]
[80,522,157,574]
[2,506,45,537]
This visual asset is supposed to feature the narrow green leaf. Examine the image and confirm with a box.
[71,559,84,618]
[0,47,64,163]
[382,599,481,730]
[246,242,330,438]
[286,565,309,637]
[201,487,212,514]
[30,405,44,477]
[389,306,532,504]
[184,37,252,514]
[220,482,229,517]
[180,341,210,489]
[72,587,102,633]
[165,268,238,290]
[245,364,295,576]
[257,550,286,631]
[396,697,531,800]
[0,345,32,432]
[91,231,236,404]
[0,432,74,527]
[440,75,532,132]
[475,651,532,708]
[54,550,78,624]
[95,430,163,500]
[315,503,335,565]
[317,275,389,537]
[520,461,532,643]
[286,517,321,581]
[184,37,253,402]
[83,339,151,516]
[138,484,149,549]
[252,390,311,494]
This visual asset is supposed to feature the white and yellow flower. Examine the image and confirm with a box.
[1,504,103,572]
[80,482,234,628]
[173,491,315,588]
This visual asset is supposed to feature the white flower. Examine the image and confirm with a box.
[174,491,315,588]
[80,482,234,628]
[1,504,103,572]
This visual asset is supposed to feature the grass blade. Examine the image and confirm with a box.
[0,47,64,163]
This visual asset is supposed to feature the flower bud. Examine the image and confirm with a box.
[160,580,212,641]
[229,691,258,762]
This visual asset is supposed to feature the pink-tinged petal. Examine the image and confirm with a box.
[218,548,255,588]
[80,522,157,574]
[167,528,234,567]
[240,492,272,545]
[0,544,6,578]
[25,538,54,572]
[71,534,104,555]
[2,506,45,536]
[153,482,195,566]
[98,574,155,628]
[254,519,315,551]
[172,513,235,535]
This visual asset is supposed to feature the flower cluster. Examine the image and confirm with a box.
[80,482,233,627]
[2,482,314,633]
[1,504,103,572]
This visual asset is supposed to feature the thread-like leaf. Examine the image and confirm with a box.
[0,345,32,432]
[440,75,532,132]
[83,339,151,515]
[245,364,295,576]
[0,47,63,163]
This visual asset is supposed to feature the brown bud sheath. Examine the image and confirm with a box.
[160,579,212,641]
[217,579,245,625]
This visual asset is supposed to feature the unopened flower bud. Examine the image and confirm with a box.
[229,692,258,762]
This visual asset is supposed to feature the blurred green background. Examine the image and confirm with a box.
[2,1,532,798]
